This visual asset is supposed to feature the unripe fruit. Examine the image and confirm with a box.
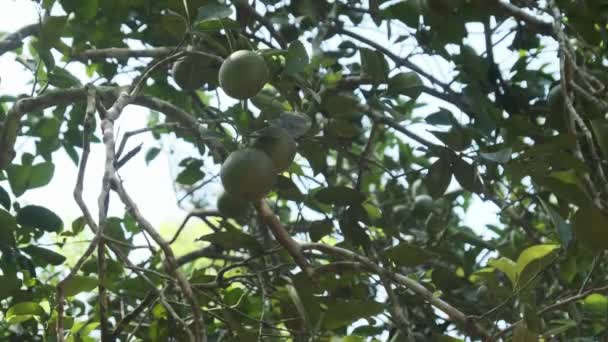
[412,195,434,218]
[220,148,276,200]
[172,55,219,91]
[217,191,251,219]
[251,126,297,172]
[219,50,269,99]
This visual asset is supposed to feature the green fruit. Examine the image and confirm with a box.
[412,195,434,217]
[219,50,269,99]
[217,191,251,219]
[251,126,297,172]
[220,148,277,200]
[172,55,219,91]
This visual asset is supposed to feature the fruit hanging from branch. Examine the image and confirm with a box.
[216,191,251,220]
[219,50,269,99]
[220,148,276,200]
[250,126,297,173]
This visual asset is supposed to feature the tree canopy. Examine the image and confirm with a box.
[1,0,608,341]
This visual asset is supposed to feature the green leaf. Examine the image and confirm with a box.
[381,0,421,28]
[22,245,66,266]
[452,157,482,193]
[360,48,388,84]
[145,147,161,165]
[314,186,366,206]
[488,257,517,287]
[7,162,55,196]
[321,93,361,119]
[5,302,45,324]
[0,208,16,248]
[387,72,423,99]
[62,275,98,297]
[0,186,10,210]
[196,3,233,22]
[516,244,559,285]
[16,205,63,233]
[199,231,263,252]
[176,159,205,185]
[309,219,333,242]
[481,148,512,163]
[424,155,452,199]
[48,67,82,88]
[38,16,67,46]
[512,322,537,342]
[59,0,97,20]
[194,18,239,31]
[322,300,384,330]
[539,199,572,249]
[0,275,21,300]
[573,205,608,251]
[385,243,435,267]
[284,40,309,75]
[591,119,608,157]
[425,108,455,126]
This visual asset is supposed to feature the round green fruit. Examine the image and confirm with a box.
[219,50,269,99]
[412,195,434,218]
[220,148,276,200]
[251,126,297,172]
[172,55,219,91]
[217,191,251,219]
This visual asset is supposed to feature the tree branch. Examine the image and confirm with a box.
[253,200,313,277]
[496,1,553,36]
[0,23,39,56]
[301,243,490,339]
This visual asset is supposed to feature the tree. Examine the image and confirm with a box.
[1,0,608,341]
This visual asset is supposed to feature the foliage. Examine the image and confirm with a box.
[0,0,608,341]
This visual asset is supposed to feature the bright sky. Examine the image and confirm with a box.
[0,0,503,242]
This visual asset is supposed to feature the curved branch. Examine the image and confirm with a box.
[73,47,223,63]
[301,243,490,339]
[496,1,553,36]
[254,200,313,277]
[0,23,39,56]
[0,86,214,170]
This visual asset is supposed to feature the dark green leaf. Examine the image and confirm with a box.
[360,48,388,84]
[573,206,608,251]
[385,243,435,267]
[0,186,10,210]
[309,219,333,242]
[284,40,309,75]
[145,148,161,164]
[540,200,572,249]
[199,231,263,252]
[387,72,423,99]
[196,3,233,22]
[381,0,421,28]
[322,300,384,330]
[22,245,66,266]
[453,157,482,193]
[481,148,512,163]
[17,205,63,233]
[0,275,21,300]
[424,155,452,199]
[314,186,366,206]
[62,275,98,297]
